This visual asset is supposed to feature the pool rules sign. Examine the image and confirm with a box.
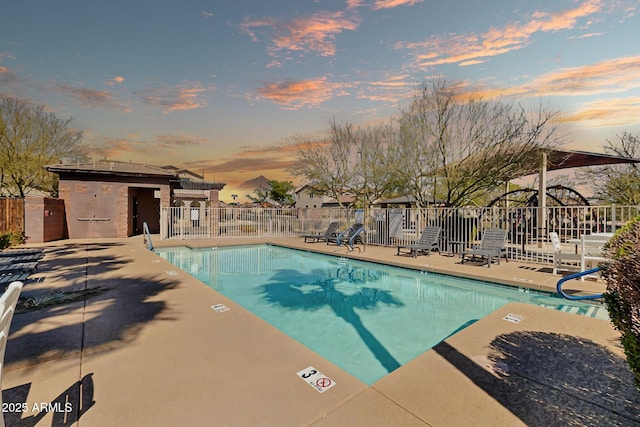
[296,366,336,393]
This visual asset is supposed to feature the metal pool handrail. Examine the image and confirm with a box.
[556,267,603,300]
[143,222,154,251]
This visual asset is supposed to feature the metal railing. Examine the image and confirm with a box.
[160,205,639,265]
[143,221,154,251]
[161,207,301,240]
[556,267,604,300]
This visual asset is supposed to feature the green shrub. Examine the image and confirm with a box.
[602,215,640,388]
[0,232,26,249]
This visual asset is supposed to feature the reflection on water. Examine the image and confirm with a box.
[156,245,609,384]
[156,244,608,318]
[262,266,403,372]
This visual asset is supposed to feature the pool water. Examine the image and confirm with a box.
[156,245,607,385]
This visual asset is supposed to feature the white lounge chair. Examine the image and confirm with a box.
[549,232,581,274]
[579,234,610,281]
[0,282,23,427]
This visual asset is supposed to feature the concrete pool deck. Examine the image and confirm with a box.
[2,236,639,426]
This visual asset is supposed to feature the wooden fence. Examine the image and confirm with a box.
[0,198,24,234]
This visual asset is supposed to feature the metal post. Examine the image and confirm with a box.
[538,151,547,248]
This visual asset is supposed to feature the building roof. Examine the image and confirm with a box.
[46,161,225,189]
[46,161,178,178]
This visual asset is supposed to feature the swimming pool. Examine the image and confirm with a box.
[156,244,607,384]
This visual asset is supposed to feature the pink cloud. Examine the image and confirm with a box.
[358,74,415,102]
[460,55,640,102]
[138,81,213,113]
[346,0,365,9]
[527,55,640,97]
[561,97,640,127]
[372,0,423,10]
[57,85,122,109]
[257,77,349,109]
[91,133,210,161]
[241,10,360,58]
[398,0,604,68]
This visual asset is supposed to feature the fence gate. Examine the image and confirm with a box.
[0,198,24,235]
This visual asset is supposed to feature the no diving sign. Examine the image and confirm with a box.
[296,366,336,393]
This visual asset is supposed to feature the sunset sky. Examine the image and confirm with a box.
[1,0,639,202]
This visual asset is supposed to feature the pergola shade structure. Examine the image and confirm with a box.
[528,149,640,243]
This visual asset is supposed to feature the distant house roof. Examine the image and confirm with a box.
[160,165,204,180]
[323,195,356,207]
[374,195,443,207]
[295,184,313,194]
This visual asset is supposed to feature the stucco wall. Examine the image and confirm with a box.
[59,180,123,238]
[58,175,169,239]
[24,196,67,243]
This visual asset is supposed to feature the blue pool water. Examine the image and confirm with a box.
[155,245,607,384]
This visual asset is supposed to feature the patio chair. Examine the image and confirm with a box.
[302,222,340,243]
[327,223,364,247]
[0,262,38,273]
[579,234,610,281]
[549,232,581,274]
[0,282,23,427]
[396,226,441,258]
[461,228,508,268]
[0,271,30,286]
[0,254,42,264]
[0,248,43,258]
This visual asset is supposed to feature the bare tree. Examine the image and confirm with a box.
[290,119,398,207]
[578,132,640,205]
[397,79,564,207]
[289,118,357,208]
[348,122,398,207]
[0,97,85,197]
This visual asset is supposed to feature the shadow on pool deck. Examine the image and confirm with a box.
[2,236,639,426]
[5,242,179,369]
[434,333,640,425]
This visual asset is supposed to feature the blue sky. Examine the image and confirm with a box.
[1,0,639,202]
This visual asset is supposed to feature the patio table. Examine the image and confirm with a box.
[448,240,466,257]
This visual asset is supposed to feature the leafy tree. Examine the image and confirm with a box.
[247,180,295,207]
[269,180,295,206]
[602,216,640,388]
[246,187,269,205]
[0,97,85,197]
[396,78,564,207]
[578,132,640,205]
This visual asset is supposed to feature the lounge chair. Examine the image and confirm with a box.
[396,226,441,257]
[0,254,42,264]
[579,234,610,281]
[461,228,508,268]
[549,232,581,274]
[0,281,23,427]
[0,248,43,258]
[0,262,38,273]
[327,223,365,248]
[302,222,340,243]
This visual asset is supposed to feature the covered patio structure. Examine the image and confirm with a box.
[531,149,640,243]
